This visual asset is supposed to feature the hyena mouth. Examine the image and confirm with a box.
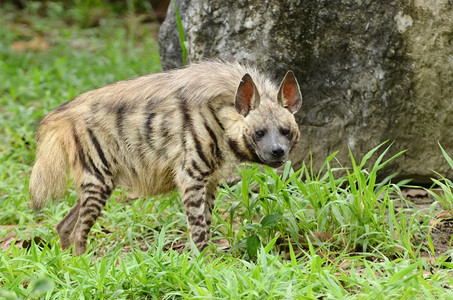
[257,151,288,168]
[256,152,287,168]
[264,159,286,168]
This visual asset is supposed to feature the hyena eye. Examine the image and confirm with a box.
[280,128,290,136]
[255,130,265,139]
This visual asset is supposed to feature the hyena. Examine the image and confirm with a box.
[29,61,302,255]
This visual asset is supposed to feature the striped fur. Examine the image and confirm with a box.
[29,61,302,255]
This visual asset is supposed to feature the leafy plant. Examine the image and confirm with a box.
[216,142,420,259]
[173,0,187,65]
[427,143,453,214]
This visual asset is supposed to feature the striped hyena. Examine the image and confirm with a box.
[29,61,302,255]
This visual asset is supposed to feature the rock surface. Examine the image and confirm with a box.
[159,0,453,182]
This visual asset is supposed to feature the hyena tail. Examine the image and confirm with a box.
[29,129,69,212]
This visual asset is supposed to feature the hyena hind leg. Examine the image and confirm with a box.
[56,199,81,250]
[69,180,113,255]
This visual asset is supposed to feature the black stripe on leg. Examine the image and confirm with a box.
[184,197,203,208]
[208,103,224,131]
[192,131,213,169]
[73,125,108,185]
[81,183,100,191]
[84,189,104,196]
[203,120,223,161]
[87,156,106,185]
[194,231,207,244]
[184,185,204,195]
[85,201,103,213]
[81,183,112,198]
[178,97,215,170]
[85,195,107,204]
[87,128,111,172]
[72,125,90,172]
[191,160,212,177]
[187,215,204,227]
[80,207,99,219]
[185,168,204,181]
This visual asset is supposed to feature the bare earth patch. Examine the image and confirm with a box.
[403,188,453,256]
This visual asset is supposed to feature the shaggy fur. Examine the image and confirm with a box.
[29,61,302,255]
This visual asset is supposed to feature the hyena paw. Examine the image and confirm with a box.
[74,241,87,256]
[193,231,210,252]
[198,243,209,253]
[59,237,73,250]
[57,230,74,250]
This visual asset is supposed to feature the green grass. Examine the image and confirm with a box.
[1,2,453,299]
[427,143,453,214]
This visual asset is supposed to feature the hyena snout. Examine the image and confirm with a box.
[258,143,290,168]
[270,147,285,158]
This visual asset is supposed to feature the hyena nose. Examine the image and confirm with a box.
[271,147,285,158]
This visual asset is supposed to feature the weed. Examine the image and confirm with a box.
[173,0,187,65]
[427,143,453,213]
[216,142,420,260]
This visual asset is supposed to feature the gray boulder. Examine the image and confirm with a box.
[159,0,453,182]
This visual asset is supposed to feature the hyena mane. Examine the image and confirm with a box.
[29,60,302,255]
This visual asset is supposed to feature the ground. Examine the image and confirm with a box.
[402,188,453,255]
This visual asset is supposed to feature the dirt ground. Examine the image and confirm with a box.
[402,188,453,257]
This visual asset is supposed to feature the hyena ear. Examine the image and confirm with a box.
[277,70,302,114]
[235,73,261,117]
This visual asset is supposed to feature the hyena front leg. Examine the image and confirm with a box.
[204,179,219,230]
[176,167,211,252]
[69,178,113,255]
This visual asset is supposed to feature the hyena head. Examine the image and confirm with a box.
[234,71,302,168]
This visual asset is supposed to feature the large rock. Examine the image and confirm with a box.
[159,0,453,182]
